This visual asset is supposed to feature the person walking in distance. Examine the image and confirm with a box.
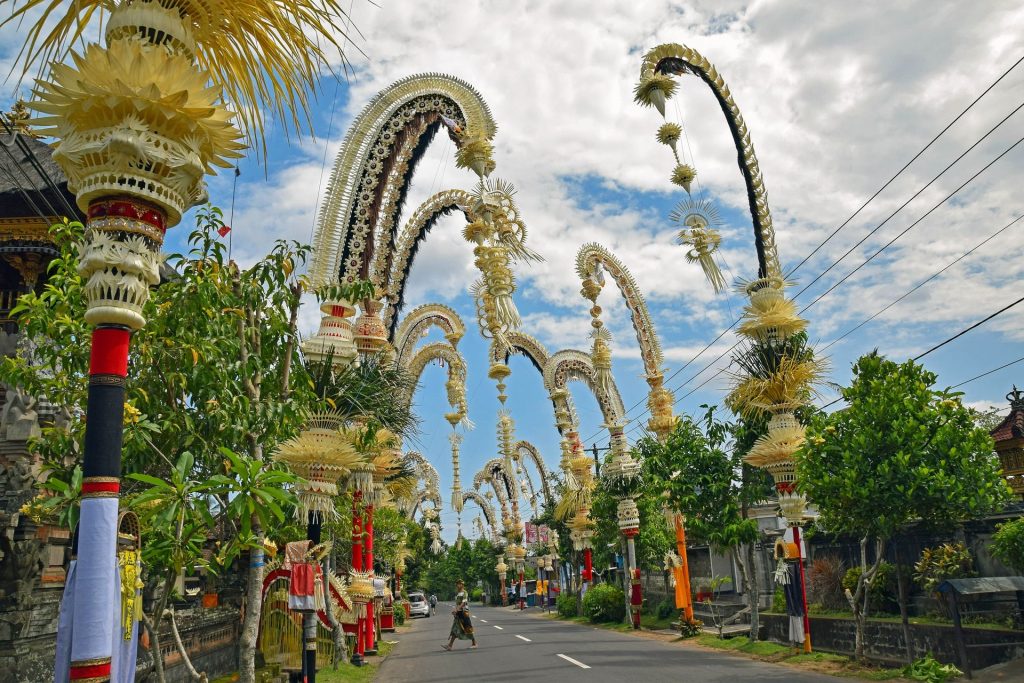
[442,580,477,650]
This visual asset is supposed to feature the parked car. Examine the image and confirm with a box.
[408,592,430,618]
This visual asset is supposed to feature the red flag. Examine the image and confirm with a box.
[217,225,231,237]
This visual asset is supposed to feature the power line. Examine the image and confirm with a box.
[911,294,1024,362]
[786,52,1024,279]
[951,356,1024,389]
[794,99,1024,302]
[799,132,1024,315]
[818,298,1024,410]
[585,69,1024,445]
[820,213,1024,353]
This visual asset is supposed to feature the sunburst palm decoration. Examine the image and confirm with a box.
[7,0,355,154]
[671,197,727,292]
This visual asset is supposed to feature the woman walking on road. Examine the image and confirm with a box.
[442,580,477,650]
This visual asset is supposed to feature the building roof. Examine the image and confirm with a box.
[991,387,1024,446]
[0,133,79,221]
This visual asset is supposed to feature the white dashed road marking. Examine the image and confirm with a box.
[515,635,531,642]
[493,625,504,630]
[557,654,590,669]
[480,619,488,623]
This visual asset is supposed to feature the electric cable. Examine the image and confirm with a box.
[786,52,1024,279]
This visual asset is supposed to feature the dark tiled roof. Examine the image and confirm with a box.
[991,410,1024,444]
[0,133,80,220]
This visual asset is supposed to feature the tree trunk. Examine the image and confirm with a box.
[238,518,264,683]
[744,542,760,642]
[324,555,347,667]
[167,607,207,682]
[845,536,886,662]
[895,545,914,664]
[142,568,178,683]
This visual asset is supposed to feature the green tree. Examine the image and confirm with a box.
[796,352,1010,661]
[3,208,313,683]
[990,518,1024,574]
[642,406,764,640]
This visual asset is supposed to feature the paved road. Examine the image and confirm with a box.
[377,603,840,682]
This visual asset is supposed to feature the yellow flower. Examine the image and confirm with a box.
[123,403,141,425]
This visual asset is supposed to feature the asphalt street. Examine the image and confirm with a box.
[376,603,841,682]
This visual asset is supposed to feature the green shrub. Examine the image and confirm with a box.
[556,591,578,618]
[915,542,976,593]
[655,598,676,620]
[772,587,785,613]
[843,560,897,614]
[470,587,483,603]
[582,583,626,623]
[393,601,406,626]
[679,616,703,638]
[991,520,1024,572]
[903,654,962,682]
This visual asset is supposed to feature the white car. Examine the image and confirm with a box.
[408,592,430,618]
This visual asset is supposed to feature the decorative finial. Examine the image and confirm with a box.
[1007,386,1024,410]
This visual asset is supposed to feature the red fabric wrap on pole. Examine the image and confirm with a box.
[89,328,130,376]
[583,548,593,581]
[70,661,112,680]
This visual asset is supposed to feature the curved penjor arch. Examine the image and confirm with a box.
[543,349,625,430]
[310,73,496,288]
[515,440,553,507]
[401,341,469,428]
[576,243,676,439]
[384,189,475,331]
[575,243,664,377]
[639,44,779,278]
[394,303,466,367]
[461,490,499,542]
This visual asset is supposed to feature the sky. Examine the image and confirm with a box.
[3,1,1024,542]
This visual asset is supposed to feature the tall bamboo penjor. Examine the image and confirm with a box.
[12,1,352,678]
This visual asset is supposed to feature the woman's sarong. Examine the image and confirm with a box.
[450,609,474,640]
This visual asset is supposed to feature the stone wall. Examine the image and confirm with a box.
[151,607,240,683]
[760,613,1024,671]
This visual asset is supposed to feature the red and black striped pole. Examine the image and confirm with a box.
[64,197,165,683]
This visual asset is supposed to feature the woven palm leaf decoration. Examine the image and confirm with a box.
[8,0,355,154]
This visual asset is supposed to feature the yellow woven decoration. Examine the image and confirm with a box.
[9,0,354,155]
[671,163,698,193]
[633,73,677,116]
[455,135,496,177]
[671,198,725,292]
[463,219,490,245]
[656,122,682,148]
[31,37,244,224]
[738,295,807,341]
[591,328,614,397]
[726,355,827,419]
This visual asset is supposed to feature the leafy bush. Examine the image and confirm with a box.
[556,591,578,618]
[842,561,898,614]
[655,598,676,620]
[991,519,1024,573]
[772,587,785,613]
[903,654,962,682]
[393,601,406,626]
[582,583,626,623]
[470,587,483,603]
[808,555,847,610]
[915,543,976,593]
[679,616,704,638]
